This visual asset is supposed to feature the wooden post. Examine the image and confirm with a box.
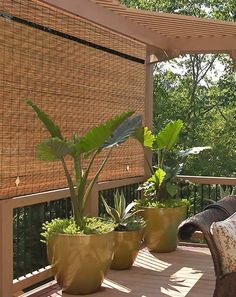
[230,50,236,70]
[144,52,154,178]
[86,183,99,216]
[86,177,146,216]
[0,199,13,297]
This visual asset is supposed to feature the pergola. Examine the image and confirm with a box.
[44,0,236,66]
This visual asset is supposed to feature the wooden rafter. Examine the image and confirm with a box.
[41,0,168,50]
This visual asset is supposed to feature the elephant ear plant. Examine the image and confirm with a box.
[27,100,142,234]
[136,119,211,207]
[134,120,211,253]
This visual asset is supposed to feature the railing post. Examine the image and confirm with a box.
[0,199,13,297]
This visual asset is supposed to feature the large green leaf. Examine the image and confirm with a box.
[76,111,134,154]
[178,146,211,158]
[164,163,184,180]
[156,120,183,151]
[134,126,155,149]
[103,115,142,148]
[148,168,166,187]
[37,138,72,162]
[166,182,178,197]
[27,100,63,139]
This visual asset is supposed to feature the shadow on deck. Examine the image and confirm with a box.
[23,245,215,297]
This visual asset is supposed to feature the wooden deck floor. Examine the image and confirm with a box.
[24,245,215,297]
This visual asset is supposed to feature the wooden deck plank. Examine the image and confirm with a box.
[23,246,215,297]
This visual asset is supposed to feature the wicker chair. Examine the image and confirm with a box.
[178,195,236,297]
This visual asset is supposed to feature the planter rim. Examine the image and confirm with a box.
[49,230,115,237]
[114,228,145,234]
[140,205,187,210]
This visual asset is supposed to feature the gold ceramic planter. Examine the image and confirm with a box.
[142,206,187,253]
[47,231,115,295]
[111,229,144,270]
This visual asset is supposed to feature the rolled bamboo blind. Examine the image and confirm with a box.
[0,0,146,199]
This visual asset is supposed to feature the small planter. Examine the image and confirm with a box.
[111,229,144,270]
[142,206,187,253]
[47,231,115,295]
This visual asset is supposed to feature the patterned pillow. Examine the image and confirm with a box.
[210,212,236,274]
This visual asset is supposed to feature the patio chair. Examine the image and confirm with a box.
[178,195,236,297]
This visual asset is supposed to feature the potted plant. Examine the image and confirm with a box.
[27,100,142,294]
[136,120,211,252]
[102,190,146,270]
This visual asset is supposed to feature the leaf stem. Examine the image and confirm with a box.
[61,158,82,226]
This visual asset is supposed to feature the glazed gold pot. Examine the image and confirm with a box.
[142,206,187,253]
[111,229,144,270]
[47,231,115,295]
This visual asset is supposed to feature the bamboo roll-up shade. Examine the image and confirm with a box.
[0,0,146,199]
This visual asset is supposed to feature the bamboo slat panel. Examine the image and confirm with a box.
[0,0,146,60]
[0,0,146,199]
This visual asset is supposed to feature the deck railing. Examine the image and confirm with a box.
[0,176,144,296]
[1,175,236,296]
[13,182,142,281]
[177,175,236,215]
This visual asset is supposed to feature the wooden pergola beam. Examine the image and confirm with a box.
[147,48,180,63]
[169,35,236,53]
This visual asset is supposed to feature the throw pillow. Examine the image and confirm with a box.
[210,212,236,274]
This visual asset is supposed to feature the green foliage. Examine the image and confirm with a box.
[104,115,142,148]
[41,218,80,242]
[102,191,146,231]
[27,100,63,139]
[140,168,166,198]
[41,217,116,241]
[219,185,236,199]
[134,126,155,149]
[27,100,142,230]
[137,120,211,203]
[153,62,236,177]
[120,216,146,231]
[78,110,134,154]
[37,138,72,161]
[149,168,166,187]
[137,198,190,208]
[156,120,183,151]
